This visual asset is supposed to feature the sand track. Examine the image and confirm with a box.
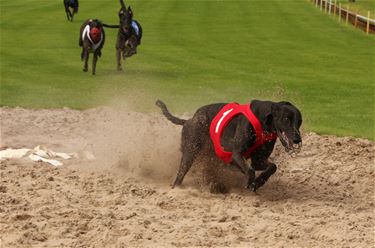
[0,107,374,247]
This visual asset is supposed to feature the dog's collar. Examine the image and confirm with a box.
[118,29,130,39]
[210,103,277,163]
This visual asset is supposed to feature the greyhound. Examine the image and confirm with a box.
[116,0,143,71]
[79,19,105,75]
[156,99,302,192]
[63,0,78,22]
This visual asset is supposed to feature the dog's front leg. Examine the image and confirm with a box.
[92,52,98,75]
[116,48,122,71]
[67,8,73,21]
[232,152,255,189]
[251,160,277,192]
[83,49,89,72]
[65,9,71,21]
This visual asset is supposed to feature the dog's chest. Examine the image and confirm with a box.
[82,24,104,50]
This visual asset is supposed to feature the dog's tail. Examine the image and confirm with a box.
[156,100,186,125]
[102,23,120,28]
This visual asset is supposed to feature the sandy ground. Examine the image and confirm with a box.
[0,106,374,248]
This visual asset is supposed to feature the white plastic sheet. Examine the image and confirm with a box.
[0,146,78,166]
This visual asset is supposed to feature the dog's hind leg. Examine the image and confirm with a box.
[66,10,70,21]
[172,118,206,188]
[66,8,73,21]
[92,52,98,75]
[172,151,198,188]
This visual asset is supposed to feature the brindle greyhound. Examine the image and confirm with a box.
[116,0,143,71]
[79,19,119,75]
[79,19,105,75]
[156,100,303,192]
[64,0,78,22]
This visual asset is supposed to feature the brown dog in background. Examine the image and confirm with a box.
[116,0,142,71]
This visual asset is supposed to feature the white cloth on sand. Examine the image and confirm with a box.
[0,146,78,166]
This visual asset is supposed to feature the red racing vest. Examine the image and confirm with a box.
[209,103,277,163]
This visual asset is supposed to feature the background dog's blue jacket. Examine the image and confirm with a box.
[131,20,140,37]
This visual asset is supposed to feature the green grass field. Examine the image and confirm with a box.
[1,0,374,139]
[336,0,375,16]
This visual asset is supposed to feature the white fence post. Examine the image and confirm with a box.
[326,0,329,13]
[329,0,332,15]
[334,0,337,16]
[346,6,349,25]
[367,11,371,34]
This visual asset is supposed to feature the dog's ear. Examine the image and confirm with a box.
[271,102,280,114]
[128,6,133,17]
[260,104,274,130]
[120,0,126,9]
[272,101,292,113]
[265,113,273,129]
[279,101,292,106]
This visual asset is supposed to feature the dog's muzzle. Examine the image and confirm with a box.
[277,129,302,155]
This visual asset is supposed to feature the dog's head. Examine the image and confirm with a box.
[119,5,133,36]
[267,102,302,152]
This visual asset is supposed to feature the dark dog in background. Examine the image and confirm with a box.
[79,19,105,75]
[64,0,79,22]
[156,100,302,192]
[116,0,143,71]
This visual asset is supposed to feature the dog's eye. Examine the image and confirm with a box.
[283,117,291,124]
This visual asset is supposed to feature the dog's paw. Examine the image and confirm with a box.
[250,182,258,192]
[249,177,266,192]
